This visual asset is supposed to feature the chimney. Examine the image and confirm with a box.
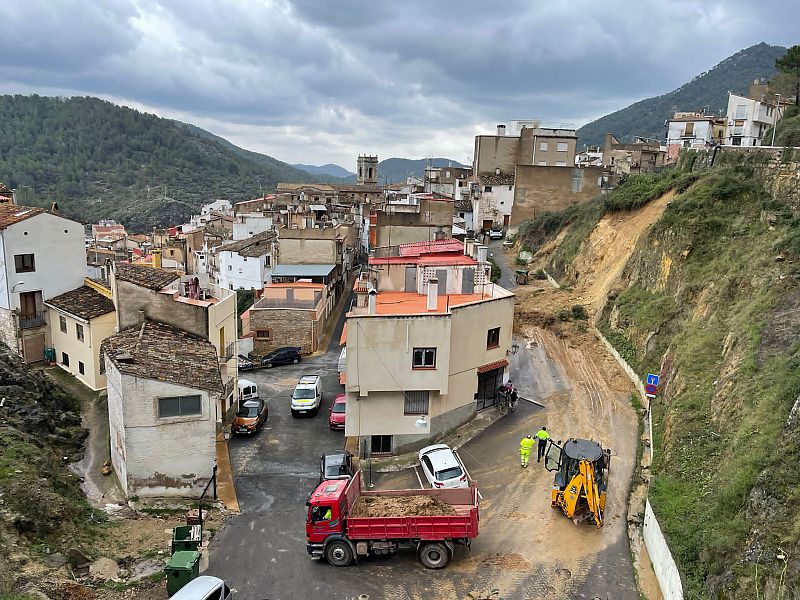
[496,124,506,136]
[476,244,488,264]
[152,248,162,269]
[367,289,377,315]
[427,278,438,311]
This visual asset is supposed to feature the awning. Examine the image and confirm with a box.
[309,204,327,211]
[477,358,509,374]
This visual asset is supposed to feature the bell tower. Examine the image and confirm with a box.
[357,155,378,186]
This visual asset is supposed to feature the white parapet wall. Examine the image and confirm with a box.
[644,500,684,600]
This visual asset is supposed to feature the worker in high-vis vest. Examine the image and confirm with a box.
[535,427,550,463]
[519,435,535,468]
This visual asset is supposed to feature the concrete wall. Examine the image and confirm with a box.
[106,356,216,498]
[115,280,207,338]
[512,165,604,225]
[346,314,451,396]
[474,135,520,175]
[0,307,17,352]
[278,238,337,265]
[48,307,115,390]
[105,357,128,495]
[1,212,86,310]
[644,500,684,600]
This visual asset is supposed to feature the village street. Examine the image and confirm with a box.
[205,242,641,600]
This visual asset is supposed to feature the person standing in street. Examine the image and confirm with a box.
[535,427,550,462]
[519,435,534,468]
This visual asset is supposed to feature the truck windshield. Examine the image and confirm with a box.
[294,388,316,399]
[436,466,463,481]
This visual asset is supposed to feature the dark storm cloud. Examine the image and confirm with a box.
[0,0,796,164]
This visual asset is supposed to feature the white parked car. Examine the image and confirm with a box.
[291,374,322,417]
[488,225,504,240]
[418,444,469,489]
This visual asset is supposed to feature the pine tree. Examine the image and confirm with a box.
[775,45,800,106]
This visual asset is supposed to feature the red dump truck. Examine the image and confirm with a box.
[306,470,479,569]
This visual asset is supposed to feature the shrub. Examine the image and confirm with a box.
[571,304,588,320]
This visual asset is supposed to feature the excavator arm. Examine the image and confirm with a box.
[580,460,604,528]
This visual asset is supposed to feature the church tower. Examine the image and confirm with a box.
[357,155,378,186]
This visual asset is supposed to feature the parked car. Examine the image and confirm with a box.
[233,399,268,434]
[418,444,469,489]
[291,374,322,417]
[488,225,504,240]
[237,354,255,371]
[261,346,302,368]
[319,450,354,483]
[170,576,232,600]
[238,378,258,403]
[328,394,346,430]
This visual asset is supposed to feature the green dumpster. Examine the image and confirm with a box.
[164,550,200,596]
[172,524,202,553]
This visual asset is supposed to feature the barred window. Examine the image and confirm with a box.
[404,391,430,415]
[158,395,202,418]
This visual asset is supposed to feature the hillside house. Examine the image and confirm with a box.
[45,281,116,390]
[0,205,86,363]
[102,321,222,498]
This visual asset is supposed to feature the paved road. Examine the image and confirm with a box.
[207,248,638,599]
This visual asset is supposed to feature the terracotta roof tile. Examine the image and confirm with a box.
[217,231,275,257]
[45,286,115,321]
[0,204,44,229]
[101,321,222,393]
[115,264,180,290]
[477,358,509,374]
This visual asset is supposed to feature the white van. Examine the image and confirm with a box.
[238,378,258,403]
[170,576,231,600]
[291,374,322,417]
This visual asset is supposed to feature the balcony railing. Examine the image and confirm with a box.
[218,341,236,362]
[17,311,46,330]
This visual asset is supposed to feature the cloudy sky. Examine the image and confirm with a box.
[0,1,796,169]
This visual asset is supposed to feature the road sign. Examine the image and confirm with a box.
[645,384,658,398]
[646,373,660,386]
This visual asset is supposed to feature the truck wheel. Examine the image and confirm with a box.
[419,542,450,569]
[325,540,353,567]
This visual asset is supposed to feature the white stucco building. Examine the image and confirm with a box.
[215,231,277,291]
[102,321,223,498]
[474,174,515,230]
[0,205,86,362]
[724,92,779,146]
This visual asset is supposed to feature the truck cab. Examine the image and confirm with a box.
[306,479,348,555]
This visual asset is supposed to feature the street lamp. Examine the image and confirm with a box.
[771,94,783,147]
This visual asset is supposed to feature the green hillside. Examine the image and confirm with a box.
[0,95,342,231]
[517,154,800,598]
[577,43,786,148]
[376,157,467,183]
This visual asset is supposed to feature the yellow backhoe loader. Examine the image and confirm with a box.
[544,437,611,528]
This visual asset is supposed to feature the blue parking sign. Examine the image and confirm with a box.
[647,373,660,386]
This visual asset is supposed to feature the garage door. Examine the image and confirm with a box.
[22,332,45,364]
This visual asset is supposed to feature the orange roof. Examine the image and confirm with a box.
[265,282,324,289]
[0,204,44,229]
[478,358,509,374]
[364,292,486,316]
[339,322,347,345]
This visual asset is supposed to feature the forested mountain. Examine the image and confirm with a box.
[0,95,344,231]
[376,157,467,183]
[577,42,786,147]
[292,163,355,178]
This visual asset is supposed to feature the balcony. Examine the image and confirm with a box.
[17,311,46,330]
[218,341,236,362]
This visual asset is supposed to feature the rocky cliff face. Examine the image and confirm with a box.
[522,157,800,598]
[0,345,88,548]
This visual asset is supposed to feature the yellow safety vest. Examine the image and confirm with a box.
[536,429,550,441]
[520,437,534,450]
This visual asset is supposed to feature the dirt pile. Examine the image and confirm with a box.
[350,495,456,518]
